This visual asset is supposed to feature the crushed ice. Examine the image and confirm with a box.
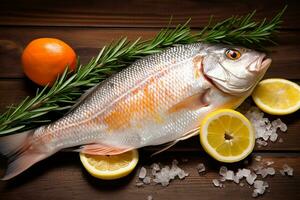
[280,164,294,176]
[243,106,287,146]
[196,163,206,174]
[136,159,189,187]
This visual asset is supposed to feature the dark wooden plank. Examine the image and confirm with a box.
[0,27,300,79]
[0,0,297,29]
[0,79,299,151]
[0,79,35,113]
[0,152,299,200]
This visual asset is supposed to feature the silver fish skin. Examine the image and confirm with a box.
[0,43,272,180]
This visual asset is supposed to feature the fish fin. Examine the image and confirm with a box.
[151,127,200,156]
[151,140,178,157]
[176,127,200,141]
[0,130,49,180]
[78,144,133,156]
[66,85,98,114]
[167,89,210,114]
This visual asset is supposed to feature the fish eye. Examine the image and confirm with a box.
[225,49,241,60]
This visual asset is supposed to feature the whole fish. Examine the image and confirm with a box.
[0,43,271,180]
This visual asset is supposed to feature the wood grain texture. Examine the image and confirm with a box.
[0,1,299,199]
[0,0,297,29]
[0,27,300,79]
[0,152,299,200]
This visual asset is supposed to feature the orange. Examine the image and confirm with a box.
[22,38,76,86]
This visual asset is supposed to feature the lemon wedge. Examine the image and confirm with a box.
[200,109,255,163]
[80,150,138,180]
[252,78,300,115]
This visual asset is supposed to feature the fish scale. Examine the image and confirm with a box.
[39,43,206,148]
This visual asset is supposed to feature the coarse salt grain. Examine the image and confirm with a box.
[246,172,257,185]
[197,163,206,173]
[225,170,234,181]
[143,176,151,184]
[139,167,147,179]
[254,156,262,162]
[241,169,251,178]
[212,179,220,187]
[219,166,228,177]
[282,164,294,176]
[244,106,287,146]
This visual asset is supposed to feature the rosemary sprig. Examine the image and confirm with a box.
[0,7,286,135]
[197,6,286,49]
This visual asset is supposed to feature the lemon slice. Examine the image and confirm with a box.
[200,109,255,163]
[80,150,138,180]
[252,78,300,115]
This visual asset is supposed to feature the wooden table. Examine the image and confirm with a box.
[0,0,299,199]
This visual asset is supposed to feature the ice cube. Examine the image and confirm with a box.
[150,163,160,172]
[197,163,206,173]
[262,134,269,141]
[225,170,234,181]
[272,119,287,132]
[256,139,268,147]
[254,180,264,189]
[219,166,228,177]
[143,176,151,184]
[236,169,244,179]
[257,168,268,178]
[178,170,188,179]
[233,175,240,184]
[252,180,268,197]
[161,166,170,175]
[147,195,153,200]
[283,164,294,176]
[279,123,287,132]
[254,188,265,195]
[254,155,262,162]
[212,179,220,187]
[139,167,147,179]
[266,167,275,175]
[239,182,245,187]
[246,172,257,185]
[270,133,278,142]
[241,169,251,177]
[271,119,281,128]
[161,181,169,187]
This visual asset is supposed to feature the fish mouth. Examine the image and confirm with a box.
[260,56,272,71]
[248,54,272,72]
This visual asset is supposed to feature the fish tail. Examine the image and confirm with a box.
[0,130,48,180]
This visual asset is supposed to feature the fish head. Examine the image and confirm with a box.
[202,44,272,95]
